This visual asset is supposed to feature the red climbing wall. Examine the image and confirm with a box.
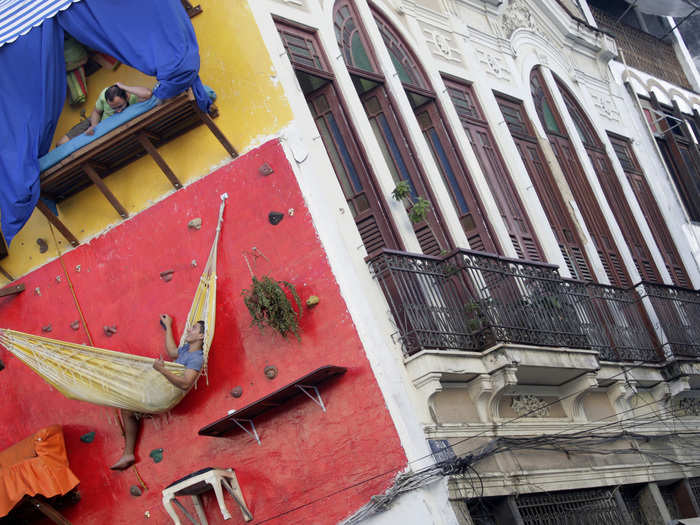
[0,139,406,524]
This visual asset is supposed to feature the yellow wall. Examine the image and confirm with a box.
[1,0,293,284]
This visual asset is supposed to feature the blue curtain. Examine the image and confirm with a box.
[0,0,209,246]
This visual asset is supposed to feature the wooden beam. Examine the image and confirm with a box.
[137,133,183,189]
[36,201,80,247]
[27,498,72,525]
[0,284,25,298]
[83,163,129,219]
[196,108,238,158]
[0,265,13,282]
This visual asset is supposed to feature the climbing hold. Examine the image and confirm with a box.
[191,259,197,267]
[56,276,62,283]
[264,365,278,379]
[160,270,174,282]
[104,326,117,336]
[0,359,4,371]
[149,448,164,463]
[42,325,52,333]
[269,212,284,225]
[306,295,320,308]
[188,218,202,230]
[130,485,142,497]
[34,287,41,296]
[231,386,243,398]
[70,320,80,331]
[259,162,274,176]
[144,510,151,519]
[75,265,81,272]
[288,208,295,216]
[37,238,48,253]
[80,431,95,443]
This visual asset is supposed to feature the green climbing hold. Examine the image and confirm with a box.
[149,448,164,463]
[80,431,95,443]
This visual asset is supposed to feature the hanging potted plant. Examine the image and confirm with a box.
[242,276,303,341]
[391,180,431,224]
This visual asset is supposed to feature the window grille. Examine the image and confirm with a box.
[516,488,625,524]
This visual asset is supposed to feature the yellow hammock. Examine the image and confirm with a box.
[0,194,227,414]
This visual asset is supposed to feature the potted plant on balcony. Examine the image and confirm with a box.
[242,276,303,341]
[392,180,431,224]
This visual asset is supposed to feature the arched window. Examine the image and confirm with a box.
[277,19,401,255]
[334,0,454,255]
[530,67,630,287]
[555,77,661,284]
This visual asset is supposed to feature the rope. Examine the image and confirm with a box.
[47,222,94,346]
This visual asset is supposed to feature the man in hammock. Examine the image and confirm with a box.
[110,314,205,470]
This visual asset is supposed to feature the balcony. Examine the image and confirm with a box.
[590,7,692,90]
[367,249,690,364]
[636,282,700,359]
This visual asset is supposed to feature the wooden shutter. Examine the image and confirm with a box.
[609,134,691,287]
[558,85,661,283]
[277,20,401,256]
[361,85,452,256]
[445,79,543,262]
[497,95,594,281]
[415,102,498,254]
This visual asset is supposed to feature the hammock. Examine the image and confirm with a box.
[0,194,227,414]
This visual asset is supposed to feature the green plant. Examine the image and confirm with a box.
[409,197,431,224]
[242,276,303,341]
[391,180,411,201]
[391,181,432,224]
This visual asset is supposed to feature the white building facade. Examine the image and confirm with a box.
[248,0,700,523]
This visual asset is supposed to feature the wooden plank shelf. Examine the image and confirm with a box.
[198,365,347,443]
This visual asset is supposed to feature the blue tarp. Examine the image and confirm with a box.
[0,0,210,246]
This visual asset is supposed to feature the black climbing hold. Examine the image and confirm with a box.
[149,448,164,463]
[80,431,96,443]
[231,386,243,398]
[0,359,4,371]
[269,212,284,225]
[130,485,143,497]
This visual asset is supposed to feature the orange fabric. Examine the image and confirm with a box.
[0,425,80,517]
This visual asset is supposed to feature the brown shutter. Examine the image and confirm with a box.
[496,95,594,281]
[445,79,543,262]
[277,20,402,256]
[609,134,691,288]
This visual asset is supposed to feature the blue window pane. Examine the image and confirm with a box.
[378,113,418,200]
[428,129,469,214]
[327,112,363,193]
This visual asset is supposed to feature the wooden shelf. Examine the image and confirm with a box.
[199,365,346,442]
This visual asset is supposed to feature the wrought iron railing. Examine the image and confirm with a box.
[636,282,700,358]
[586,282,661,362]
[368,249,600,356]
[443,250,594,350]
[367,249,698,363]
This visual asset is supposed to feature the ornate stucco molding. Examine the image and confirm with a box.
[511,394,550,417]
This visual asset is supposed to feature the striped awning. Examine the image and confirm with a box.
[0,0,80,48]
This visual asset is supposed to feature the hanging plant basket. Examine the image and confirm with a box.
[242,276,303,341]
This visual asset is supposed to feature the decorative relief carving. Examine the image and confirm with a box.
[672,397,700,417]
[475,48,511,81]
[511,394,550,418]
[590,93,621,122]
[422,26,462,62]
[501,0,539,38]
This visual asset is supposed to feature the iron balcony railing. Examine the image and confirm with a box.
[636,282,700,359]
[585,282,659,362]
[367,249,669,362]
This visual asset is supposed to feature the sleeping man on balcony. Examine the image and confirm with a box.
[56,82,152,146]
[110,313,204,471]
